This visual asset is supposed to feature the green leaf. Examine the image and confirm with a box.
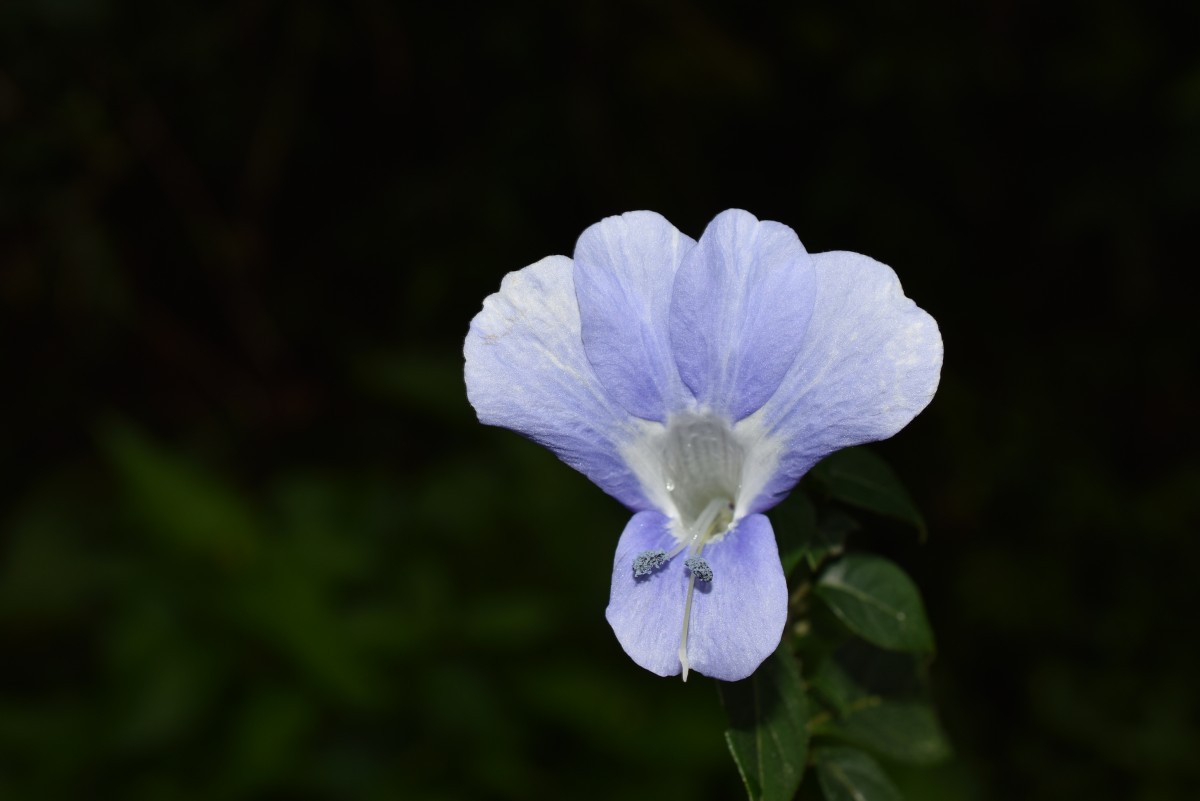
[770,492,817,577]
[772,496,860,577]
[811,448,927,538]
[815,555,934,653]
[816,701,952,766]
[718,646,811,801]
[231,561,376,705]
[98,420,261,563]
[808,655,865,714]
[818,640,926,707]
[805,511,857,572]
[815,747,903,801]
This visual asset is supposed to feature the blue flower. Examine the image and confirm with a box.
[464,210,942,681]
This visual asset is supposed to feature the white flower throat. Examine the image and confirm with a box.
[664,412,743,538]
[631,411,748,680]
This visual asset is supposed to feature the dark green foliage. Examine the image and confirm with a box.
[814,701,951,766]
[720,646,811,801]
[810,449,927,538]
[770,491,819,578]
[815,554,935,654]
[723,450,947,801]
[815,748,903,801]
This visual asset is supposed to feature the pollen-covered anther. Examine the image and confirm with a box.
[632,549,668,577]
[684,556,713,582]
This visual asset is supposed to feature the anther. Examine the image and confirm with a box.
[684,556,713,582]
[632,549,668,577]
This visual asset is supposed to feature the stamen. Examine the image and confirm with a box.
[684,556,713,582]
[678,554,716,681]
[666,539,691,559]
[632,549,668,577]
[673,499,731,680]
[679,570,697,682]
[690,497,732,546]
[631,494,732,679]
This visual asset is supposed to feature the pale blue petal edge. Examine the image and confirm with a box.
[574,211,697,422]
[464,255,648,510]
[686,514,788,681]
[669,209,817,422]
[605,511,787,681]
[750,250,943,512]
[605,511,682,677]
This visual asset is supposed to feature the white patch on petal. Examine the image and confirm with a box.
[619,419,673,519]
[730,408,783,522]
[620,407,783,544]
[662,411,743,525]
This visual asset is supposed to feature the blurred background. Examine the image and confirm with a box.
[2,0,1197,799]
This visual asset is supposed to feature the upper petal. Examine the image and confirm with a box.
[464,255,648,509]
[749,250,943,512]
[686,514,788,681]
[573,211,697,421]
[669,209,817,422]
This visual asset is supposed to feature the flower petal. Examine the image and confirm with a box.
[686,514,788,681]
[605,510,683,677]
[750,250,943,512]
[573,211,697,421]
[464,256,648,509]
[669,209,817,421]
[605,511,788,681]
